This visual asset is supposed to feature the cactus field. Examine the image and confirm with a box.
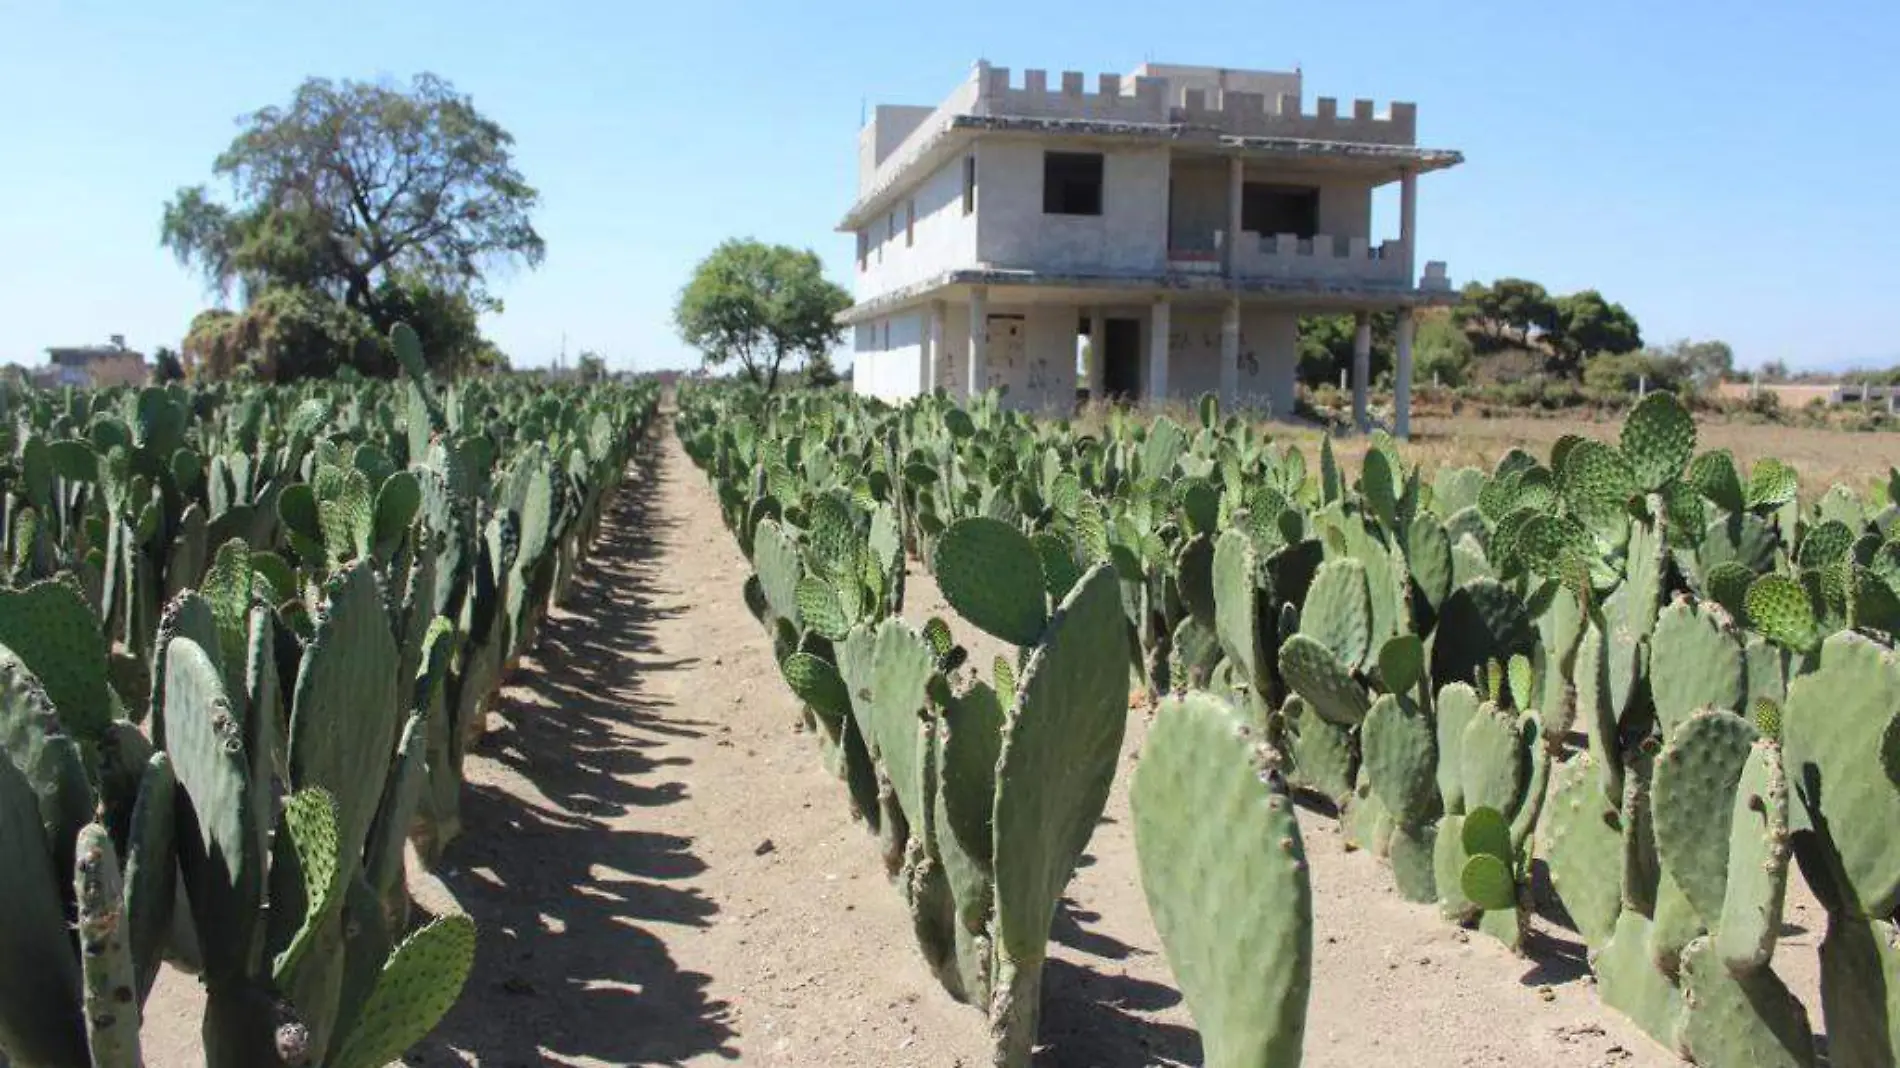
[672,383,1900,1068]
[0,326,658,1068]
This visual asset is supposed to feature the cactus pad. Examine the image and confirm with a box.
[0,577,113,739]
[329,914,476,1068]
[1211,529,1261,690]
[1595,911,1685,1048]
[933,517,1049,646]
[1278,634,1368,728]
[781,652,853,728]
[1652,709,1760,924]
[1543,754,1624,949]
[937,680,1005,870]
[1817,915,1900,1068]
[1783,632,1900,916]
[1677,937,1815,1067]
[1362,693,1438,828]
[1132,692,1311,1068]
[0,747,86,1067]
[75,820,144,1068]
[1718,739,1790,973]
[1648,601,1747,735]
[1460,704,1524,817]
[1432,579,1535,691]
[1747,574,1820,655]
[1620,392,1696,491]
[1283,697,1357,805]
[838,621,934,829]
[1300,558,1373,669]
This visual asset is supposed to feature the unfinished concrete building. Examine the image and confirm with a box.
[841,60,1463,433]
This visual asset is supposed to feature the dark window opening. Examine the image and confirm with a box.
[1043,151,1104,216]
[1242,183,1319,238]
[962,155,977,215]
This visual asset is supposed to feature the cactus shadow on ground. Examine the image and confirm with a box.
[414,458,739,1066]
[1033,957,1203,1067]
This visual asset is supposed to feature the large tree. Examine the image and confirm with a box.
[1547,289,1642,374]
[161,73,543,321]
[1452,278,1556,351]
[674,239,851,392]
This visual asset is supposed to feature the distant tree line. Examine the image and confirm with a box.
[1296,277,1735,400]
[163,74,534,381]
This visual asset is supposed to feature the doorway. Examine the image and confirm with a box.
[1102,318,1142,401]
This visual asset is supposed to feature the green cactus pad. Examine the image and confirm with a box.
[1389,823,1439,905]
[1034,531,1084,603]
[123,753,177,1004]
[75,820,144,1068]
[1132,692,1311,1068]
[1620,392,1696,491]
[1211,529,1261,690]
[1688,449,1746,514]
[838,621,934,830]
[1460,852,1516,912]
[1363,693,1438,828]
[933,517,1048,646]
[1300,558,1373,670]
[0,577,113,739]
[1718,740,1790,974]
[1557,439,1639,532]
[1817,915,1900,1068]
[1431,579,1535,692]
[1460,705,1525,818]
[0,748,86,1067]
[272,788,344,984]
[1407,515,1455,614]
[1747,574,1820,654]
[938,680,1005,870]
[1678,937,1815,1068]
[1542,754,1624,950]
[1278,634,1369,728]
[1652,709,1760,924]
[794,576,852,640]
[1433,814,1476,923]
[752,519,803,629]
[329,914,476,1068]
[990,564,1128,1033]
[1783,632,1900,916]
[1283,698,1357,805]
[1378,633,1424,696]
[372,470,422,556]
[1746,458,1800,511]
[1594,911,1686,1049]
[1647,869,1703,976]
[0,644,92,891]
[781,652,853,728]
[1705,560,1756,622]
[289,563,401,876]
[1649,601,1748,735]
[1434,682,1480,814]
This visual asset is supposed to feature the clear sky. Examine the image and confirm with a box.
[3,0,1896,373]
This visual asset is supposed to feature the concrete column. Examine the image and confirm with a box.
[1351,310,1372,432]
[1219,298,1241,407]
[1148,298,1171,404]
[1395,309,1416,439]
[925,301,945,395]
[1399,169,1418,285]
[967,287,988,398]
[1225,156,1245,276]
[1087,310,1106,399]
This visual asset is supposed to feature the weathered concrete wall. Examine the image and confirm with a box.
[1165,307,1299,414]
[858,105,934,193]
[1318,180,1373,240]
[850,312,926,402]
[977,141,1170,273]
[858,153,978,296]
[1168,159,1227,254]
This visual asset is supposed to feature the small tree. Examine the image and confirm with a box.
[674,238,851,392]
[577,351,607,383]
[1547,290,1642,376]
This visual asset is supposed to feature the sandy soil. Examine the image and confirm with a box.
[136,422,1828,1066]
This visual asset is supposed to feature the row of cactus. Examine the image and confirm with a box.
[679,379,1900,1068]
[0,327,658,1067]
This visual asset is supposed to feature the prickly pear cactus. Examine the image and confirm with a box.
[328,914,477,1068]
[1542,754,1624,950]
[1649,600,1747,735]
[989,565,1128,1067]
[75,820,144,1068]
[1718,739,1790,974]
[934,517,1048,646]
[1783,633,1900,917]
[1652,710,1760,924]
[0,743,86,1067]
[1133,692,1311,1068]
[1677,937,1815,1067]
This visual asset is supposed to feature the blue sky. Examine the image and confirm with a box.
[2,0,1895,373]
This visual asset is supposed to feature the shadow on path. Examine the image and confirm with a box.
[418,444,739,1066]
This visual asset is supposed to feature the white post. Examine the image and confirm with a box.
[1399,169,1418,285]
[1148,298,1171,404]
[1088,310,1106,399]
[1220,299,1241,407]
[1352,310,1372,432]
[967,287,988,398]
[1226,156,1245,277]
[926,301,945,395]
[1395,309,1415,439]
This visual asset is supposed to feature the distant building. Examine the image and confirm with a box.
[841,60,1463,433]
[38,335,148,389]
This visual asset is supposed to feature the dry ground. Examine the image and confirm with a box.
[139,419,1842,1065]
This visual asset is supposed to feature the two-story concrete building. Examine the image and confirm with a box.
[841,60,1463,434]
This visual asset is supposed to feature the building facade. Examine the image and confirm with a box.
[39,336,148,389]
[841,61,1463,433]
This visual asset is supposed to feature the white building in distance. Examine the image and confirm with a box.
[841,60,1463,433]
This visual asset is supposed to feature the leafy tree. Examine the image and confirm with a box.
[1547,290,1642,375]
[1296,312,1395,387]
[151,346,186,384]
[1412,312,1474,387]
[1759,359,1790,383]
[803,351,842,389]
[369,272,490,375]
[1452,278,1555,351]
[577,351,608,383]
[674,239,852,392]
[161,73,543,323]
[1667,339,1734,390]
